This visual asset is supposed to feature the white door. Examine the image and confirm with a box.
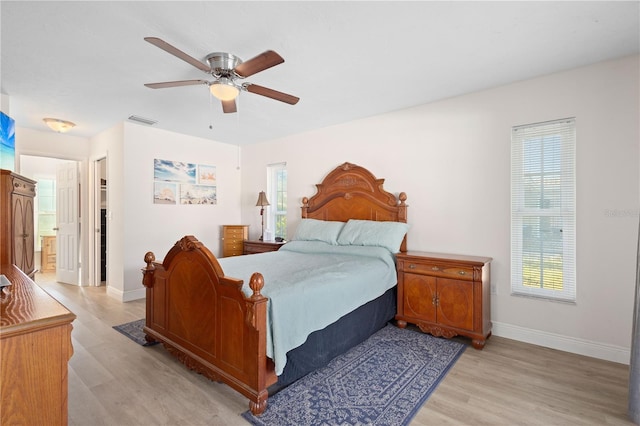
[56,162,79,285]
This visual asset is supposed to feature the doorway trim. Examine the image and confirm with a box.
[93,157,107,286]
[18,154,89,286]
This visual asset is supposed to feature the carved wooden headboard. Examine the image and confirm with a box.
[301,162,408,252]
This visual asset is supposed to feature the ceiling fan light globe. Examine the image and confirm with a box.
[210,80,239,101]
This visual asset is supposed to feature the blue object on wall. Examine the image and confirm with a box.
[0,112,16,171]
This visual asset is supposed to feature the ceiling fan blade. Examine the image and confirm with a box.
[222,99,237,113]
[144,80,208,89]
[144,37,211,73]
[234,50,284,78]
[245,84,300,105]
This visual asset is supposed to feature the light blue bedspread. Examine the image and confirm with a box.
[217,240,398,375]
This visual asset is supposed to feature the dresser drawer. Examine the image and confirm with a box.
[224,241,243,251]
[225,227,245,234]
[399,260,474,281]
[224,238,243,245]
[224,229,246,238]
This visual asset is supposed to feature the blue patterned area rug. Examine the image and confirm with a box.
[112,319,158,346]
[242,324,466,426]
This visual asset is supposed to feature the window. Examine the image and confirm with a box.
[36,178,56,250]
[267,163,287,240]
[511,118,576,302]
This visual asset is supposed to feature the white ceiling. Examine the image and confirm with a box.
[1,1,638,145]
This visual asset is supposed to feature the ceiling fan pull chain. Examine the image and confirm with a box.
[208,89,214,130]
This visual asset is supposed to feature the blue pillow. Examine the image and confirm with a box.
[292,219,345,245]
[336,219,409,253]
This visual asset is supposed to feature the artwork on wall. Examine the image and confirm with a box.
[0,112,16,171]
[154,182,177,205]
[180,184,217,205]
[153,158,217,205]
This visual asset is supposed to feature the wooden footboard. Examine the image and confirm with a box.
[141,235,277,415]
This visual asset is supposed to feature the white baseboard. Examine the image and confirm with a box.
[106,285,145,302]
[123,287,146,302]
[492,321,631,365]
[106,285,123,301]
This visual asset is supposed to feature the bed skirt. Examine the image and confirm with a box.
[271,286,397,393]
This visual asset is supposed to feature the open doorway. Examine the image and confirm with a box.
[96,157,107,286]
[19,155,81,284]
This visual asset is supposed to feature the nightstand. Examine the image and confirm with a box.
[395,251,492,349]
[243,240,286,255]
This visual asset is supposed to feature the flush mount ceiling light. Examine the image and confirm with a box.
[43,118,76,133]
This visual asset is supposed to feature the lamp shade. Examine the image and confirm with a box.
[43,118,76,133]
[210,79,240,101]
[255,191,270,207]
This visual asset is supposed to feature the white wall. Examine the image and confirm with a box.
[90,123,125,297]
[13,119,242,300]
[1,93,9,114]
[8,55,639,364]
[241,55,640,363]
[118,123,242,301]
[14,127,92,286]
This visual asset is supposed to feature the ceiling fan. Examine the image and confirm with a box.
[144,37,300,113]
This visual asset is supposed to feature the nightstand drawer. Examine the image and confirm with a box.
[400,261,474,281]
[243,240,285,255]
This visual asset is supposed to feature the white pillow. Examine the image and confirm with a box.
[336,219,409,253]
[292,219,345,245]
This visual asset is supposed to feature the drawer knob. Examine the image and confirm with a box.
[409,264,416,269]
[458,270,466,276]
[431,266,440,271]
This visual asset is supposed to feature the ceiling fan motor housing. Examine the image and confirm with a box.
[206,52,242,78]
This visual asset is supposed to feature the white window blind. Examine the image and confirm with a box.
[267,162,287,240]
[511,118,576,302]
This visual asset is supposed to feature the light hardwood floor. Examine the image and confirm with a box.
[34,273,633,426]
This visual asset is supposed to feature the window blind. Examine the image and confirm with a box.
[267,162,287,239]
[511,118,576,302]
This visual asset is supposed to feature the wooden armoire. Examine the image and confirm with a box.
[0,169,36,278]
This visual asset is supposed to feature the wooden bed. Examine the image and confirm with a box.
[141,162,408,415]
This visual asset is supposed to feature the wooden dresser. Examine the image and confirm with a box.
[0,264,76,426]
[41,235,57,272]
[395,251,492,349]
[221,225,249,257]
[243,240,286,255]
[0,170,36,278]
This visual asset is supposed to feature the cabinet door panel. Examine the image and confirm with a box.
[437,278,473,330]
[22,195,34,273]
[12,195,33,273]
[403,273,437,322]
[12,195,25,268]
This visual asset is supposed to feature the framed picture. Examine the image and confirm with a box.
[180,184,217,205]
[154,158,217,205]
[154,159,196,183]
[198,164,216,185]
[154,182,177,205]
